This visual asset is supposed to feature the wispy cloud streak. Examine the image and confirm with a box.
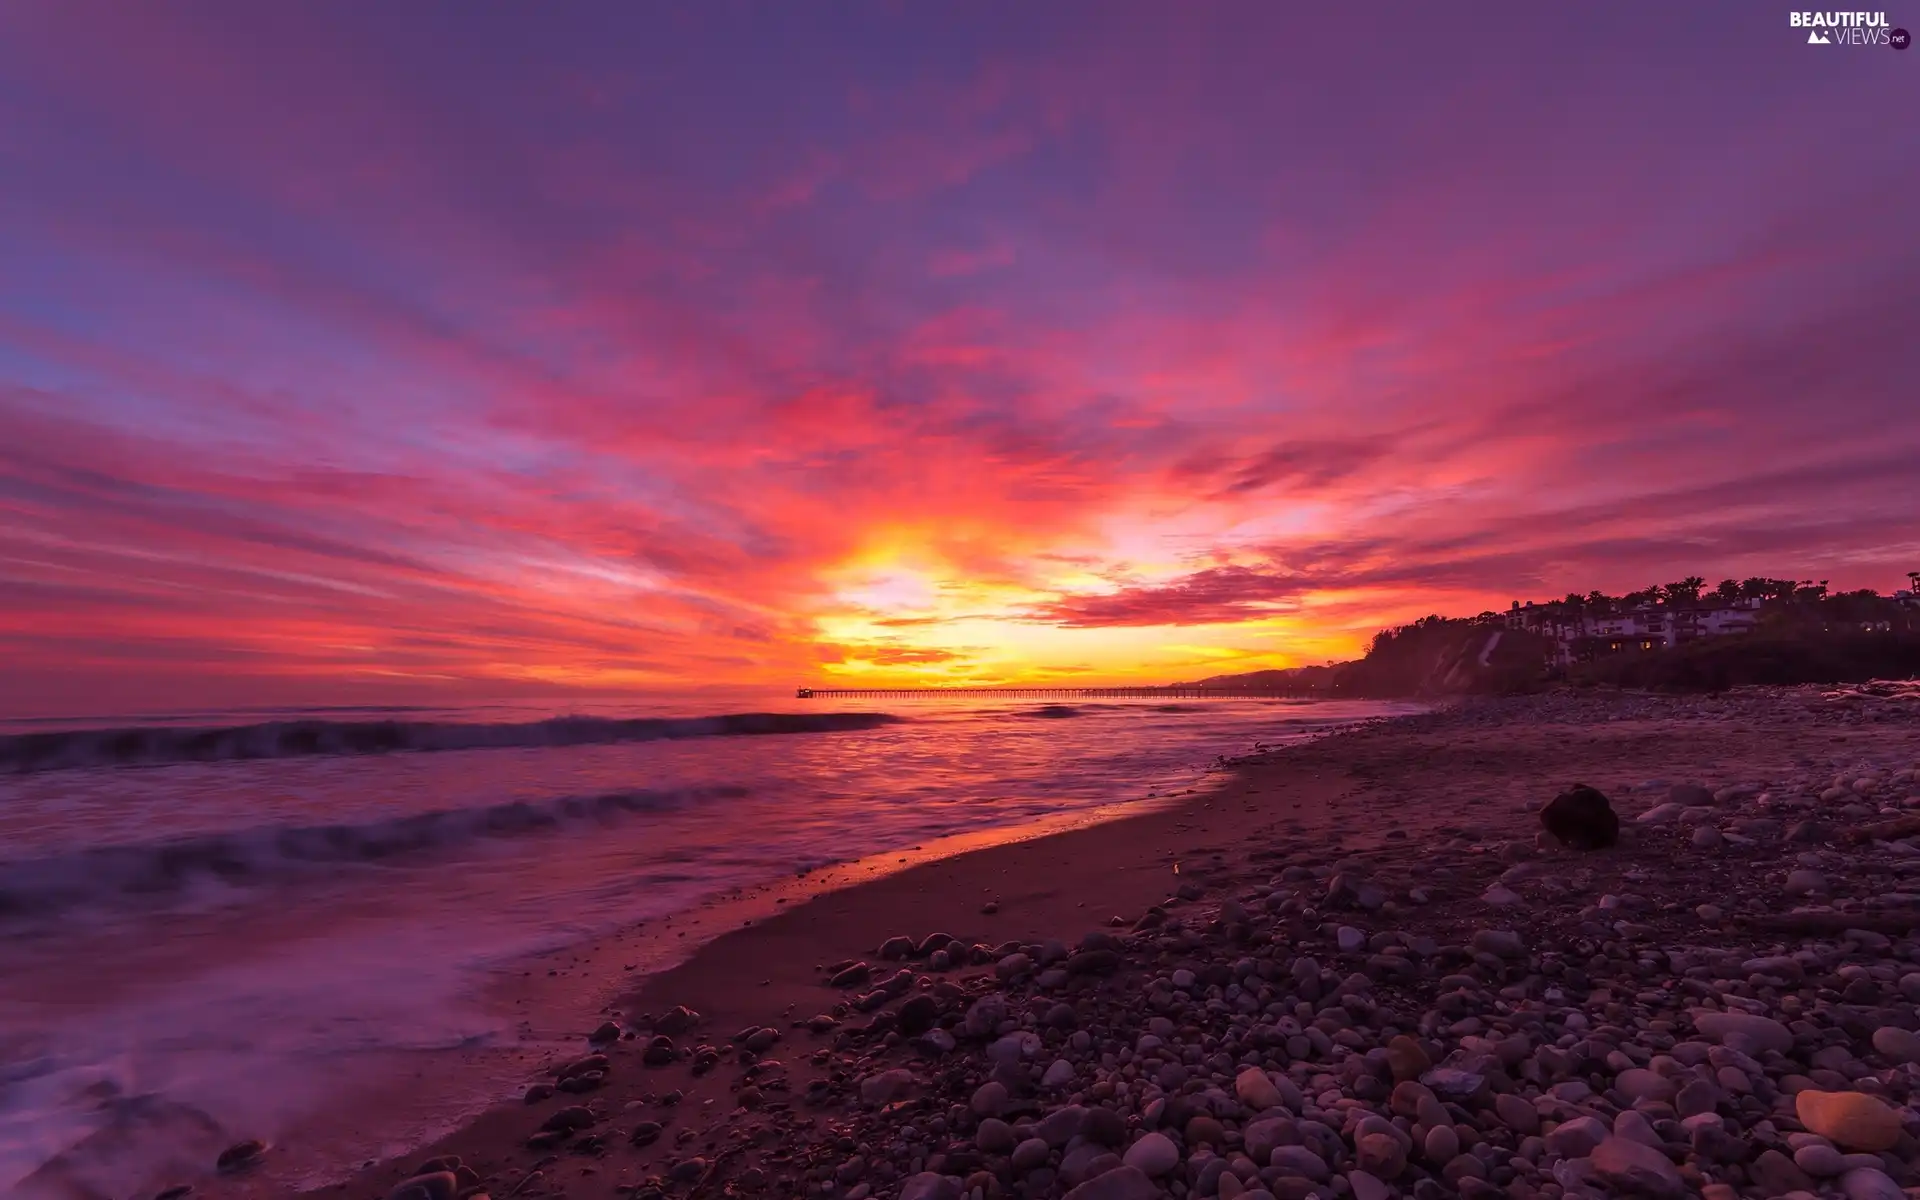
[0,2,1914,712]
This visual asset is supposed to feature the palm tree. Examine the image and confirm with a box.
[1714,579,1741,604]
[1663,577,1706,604]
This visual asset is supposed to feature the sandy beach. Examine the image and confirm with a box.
[54,684,1920,1200]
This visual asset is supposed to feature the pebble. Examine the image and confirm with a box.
[1692,1010,1794,1054]
[1614,1067,1672,1103]
[1384,1036,1430,1081]
[1612,1109,1662,1148]
[1840,1166,1906,1200]
[1587,1136,1686,1199]
[1793,1142,1847,1177]
[1785,868,1827,896]
[1751,1148,1816,1194]
[1469,929,1524,959]
[1011,1138,1052,1173]
[1494,1092,1538,1135]
[901,1173,962,1200]
[1346,1170,1390,1200]
[1235,1067,1283,1110]
[1796,1090,1903,1151]
[976,1118,1014,1154]
[507,694,1920,1200]
[1545,1116,1608,1159]
[1270,1145,1330,1181]
[1063,1166,1158,1200]
[1870,1025,1920,1064]
[971,1081,1008,1116]
[859,1068,914,1106]
[1354,1132,1406,1180]
[1121,1133,1180,1176]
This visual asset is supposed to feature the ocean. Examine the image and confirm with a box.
[0,691,1418,1196]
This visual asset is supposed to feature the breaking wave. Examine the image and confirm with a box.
[0,784,750,918]
[0,711,902,774]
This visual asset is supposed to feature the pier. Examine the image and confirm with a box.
[794,685,1312,699]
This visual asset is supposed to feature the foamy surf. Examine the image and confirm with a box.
[0,711,902,774]
[0,692,1421,1198]
[0,784,750,919]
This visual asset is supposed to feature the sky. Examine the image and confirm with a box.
[1,3,1916,716]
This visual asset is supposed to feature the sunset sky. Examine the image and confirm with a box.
[1,3,1916,715]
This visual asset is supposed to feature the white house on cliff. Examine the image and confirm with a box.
[1501,597,1763,664]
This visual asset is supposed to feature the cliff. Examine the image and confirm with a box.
[1173,623,1552,699]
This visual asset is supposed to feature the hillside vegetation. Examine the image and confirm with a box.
[1328,617,1553,698]
[1567,628,1920,691]
[1188,576,1920,697]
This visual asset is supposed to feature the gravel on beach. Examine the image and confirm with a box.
[325,683,1920,1200]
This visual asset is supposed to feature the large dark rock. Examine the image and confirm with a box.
[1540,784,1619,850]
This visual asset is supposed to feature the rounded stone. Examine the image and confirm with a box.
[1793,1142,1847,1178]
[1385,1037,1430,1082]
[1545,1115,1608,1159]
[1797,1090,1902,1152]
[1235,1067,1284,1111]
[976,1118,1015,1154]
[1270,1145,1330,1181]
[1355,1132,1406,1180]
[1494,1092,1538,1135]
[1346,1170,1390,1200]
[1588,1136,1685,1199]
[1011,1138,1052,1174]
[1692,1011,1793,1054]
[1840,1166,1906,1200]
[1870,1026,1920,1065]
[971,1081,1009,1116]
[1121,1131,1179,1177]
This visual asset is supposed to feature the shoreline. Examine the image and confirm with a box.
[5,705,1396,1200]
[265,720,1382,1199]
[47,685,1920,1200]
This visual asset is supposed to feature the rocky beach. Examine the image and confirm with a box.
[134,684,1920,1200]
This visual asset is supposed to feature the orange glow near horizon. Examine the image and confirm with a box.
[0,6,1916,717]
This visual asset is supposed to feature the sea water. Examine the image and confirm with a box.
[0,691,1417,1195]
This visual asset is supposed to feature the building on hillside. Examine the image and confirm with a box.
[1502,597,1762,665]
